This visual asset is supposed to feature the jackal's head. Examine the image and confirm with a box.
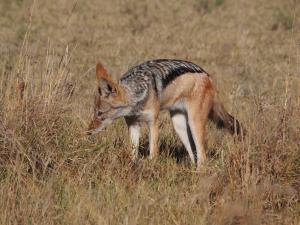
[87,62,128,135]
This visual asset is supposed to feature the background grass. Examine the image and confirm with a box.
[0,0,299,224]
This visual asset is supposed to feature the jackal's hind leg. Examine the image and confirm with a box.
[187,94,213,169]
[170,110,196,164]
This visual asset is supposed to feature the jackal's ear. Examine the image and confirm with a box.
[96,62,118,97]
[96,62,110,80]
[98,79,117,97]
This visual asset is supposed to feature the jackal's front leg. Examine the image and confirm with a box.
[125,117,140,161]
[149,119,159,159]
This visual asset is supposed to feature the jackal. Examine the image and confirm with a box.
[87,59,243,169]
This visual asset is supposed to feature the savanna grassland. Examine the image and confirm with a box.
[0,0,299,224]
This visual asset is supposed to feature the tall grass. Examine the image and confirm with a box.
[0,36,299,225]
[0,0,299,224]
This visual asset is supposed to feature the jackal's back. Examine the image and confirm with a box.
[120,59,208,103]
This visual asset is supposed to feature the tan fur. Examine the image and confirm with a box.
[186,76,214,167]
[160,73,214,167]
[96,62,128,103]
[142,89,160,158]
[88,64,128,132]
[160,73,211,108]
[88,118,101,131]
[96,62,110,80]
[88,63,243,170]
[144,73,214,166]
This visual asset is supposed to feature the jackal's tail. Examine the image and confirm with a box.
[209,101,245,136]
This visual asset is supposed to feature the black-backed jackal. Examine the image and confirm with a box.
[87,59,243,169]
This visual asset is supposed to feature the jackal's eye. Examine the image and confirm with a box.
[97,111,102,116]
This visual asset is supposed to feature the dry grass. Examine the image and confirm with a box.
[0,0,299,224]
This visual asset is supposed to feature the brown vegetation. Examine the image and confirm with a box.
[0,0,299,224]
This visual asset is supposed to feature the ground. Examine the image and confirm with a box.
[0,0,299,224]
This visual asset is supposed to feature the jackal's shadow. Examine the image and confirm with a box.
[138,140,193,164]
[138,135,218,164]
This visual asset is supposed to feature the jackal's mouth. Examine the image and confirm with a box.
[87,118,113,135]
[87,119,102,135]
[87,126,104,135]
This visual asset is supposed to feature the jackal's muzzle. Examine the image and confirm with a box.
[87,119,102,135]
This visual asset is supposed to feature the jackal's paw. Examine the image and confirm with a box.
[149,153,159,160]
[149,147,159,159]
[196,160,208,172]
